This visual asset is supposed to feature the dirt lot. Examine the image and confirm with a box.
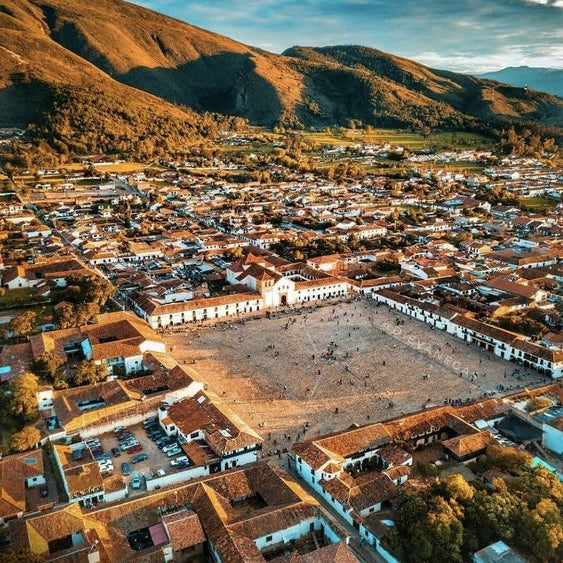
[164,299,546,458]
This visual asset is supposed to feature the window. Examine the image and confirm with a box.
[266,535,272,542]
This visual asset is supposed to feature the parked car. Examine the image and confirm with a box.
[114,426,127,434]
[120,441,138,451]
[121,462,130,476]
[131,471,141,489]
[110,447,121,457]
[142,417,157,428]
[155,437,172,447]
[126,444,143,454]
[156,469,166,477]
[118,433,134,442]
[86,439,101,447]
[131,453,149,464]
[166,447,181,457]
[162,443,179,453]
[170,456,189,467]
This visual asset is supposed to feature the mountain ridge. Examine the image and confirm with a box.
[477,66,563,98]
[0,0,561,157]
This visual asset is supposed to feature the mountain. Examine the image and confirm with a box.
[478,67,563,99]
[0,0,561,157]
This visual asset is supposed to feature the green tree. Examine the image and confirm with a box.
[64,274,115,306]
[31,351,64,382]
[509,467,563,508]
[8,372,39,418]
[10,425,41,452]
[445,474,474,501]
[518,498,563,562]
[9,311,37,339]
[54,302,76,328]
[527,397,552,413]
[387,492,464,562]
[483,444,532,474]
[74,361,108,386]
[75,302,100,326]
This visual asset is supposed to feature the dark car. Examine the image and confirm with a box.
[126,444,143,454]
[131,453,148,464]
[121,462,130,476]
[142,417,157,428]
[157,439,173,449]
[110,447,121,457]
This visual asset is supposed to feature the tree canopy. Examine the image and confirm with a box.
[10,426,41,452]
[8,372,39,419]
[73,361,108,386]
[8,311,37,340]
[384,457,562,563]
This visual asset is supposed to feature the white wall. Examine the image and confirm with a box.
[145,464,208,491]
[543,424,563,455]
[79,411,158,439]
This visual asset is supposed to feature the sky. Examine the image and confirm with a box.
[131,0,563,73]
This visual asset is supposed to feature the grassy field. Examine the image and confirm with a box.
[519,196,559,213]
[0,288,47,308]
[298,128,492,150]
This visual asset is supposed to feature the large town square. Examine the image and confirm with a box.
[165,298,543,453]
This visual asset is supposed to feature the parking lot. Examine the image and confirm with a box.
[91,419,189,496]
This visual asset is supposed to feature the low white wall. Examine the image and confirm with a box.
[146,465,208,492]
[79,411,158,439]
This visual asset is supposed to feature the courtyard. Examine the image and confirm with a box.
[164,299,546,457]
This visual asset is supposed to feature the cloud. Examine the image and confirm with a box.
[129,0,563,72]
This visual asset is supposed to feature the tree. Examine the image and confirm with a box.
[10,425,41,452]
[445,474,474,501]
[9,311,37,339]
[509,467,563,508]
[54,302,76,329]
[527,397,552,413]
[8,372,39,418]
[31,351,64,382]
[387,492,464,563]
[64,274,115,306]
[483,444,532,474]
[519,498,563,562]
[74,361,108,386]
[75,302,100,326]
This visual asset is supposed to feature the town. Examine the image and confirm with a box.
[0,127,561,563]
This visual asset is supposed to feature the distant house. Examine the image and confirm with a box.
[30,311,166,376]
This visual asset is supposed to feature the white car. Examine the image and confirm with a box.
[162,443,179,453]
[170,456,189,466]
[166,447,182,457]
